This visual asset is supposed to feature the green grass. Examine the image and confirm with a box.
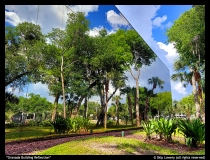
[35,136,205,155]
[5,126,54,141]
[5,124,140,142]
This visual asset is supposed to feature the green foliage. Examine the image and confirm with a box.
[5,122,19,128]
[167,5,205,92]
[66,117,91,133]
[107,120,115,126]
[177,94,195,118]
[177,119,205,147]
[5,22,45,91]
[157,118,177,142]
[39,120,53,127]
[150,119,160,138]
[142,121,154,140]
[51,115,68,134]
[10,93,53,119]
[150,92,172,116]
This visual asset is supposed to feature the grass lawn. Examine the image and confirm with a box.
[5,124,139,142]
[35,136,205,155]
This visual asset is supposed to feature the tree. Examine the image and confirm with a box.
[112,95,122,125]
[12,94,53,120]
[83,29,132,128]
[166,5,205,120]
[178,94,196,120]
[120,86,135,125]
[46,12,91,119]
[144,77,164,121]
[5,22,45,91]
[5,91,19,108]
[125,29,157,127]
[150,92,172,119]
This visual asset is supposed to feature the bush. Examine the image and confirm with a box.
[157,118,177,142]
[177,119,205,148]
[39,120,52,127]
[5,122,18,128]
[51,115,68,134]
[66,117,81,133]
[107,120,115,126]
[142,121,154,140]
[151,119,163,139]
[27,120,39,126]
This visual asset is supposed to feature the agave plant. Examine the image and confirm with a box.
[177,119,205,147]
[142,121,154,141]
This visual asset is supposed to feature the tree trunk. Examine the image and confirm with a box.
[104,80,109,129]
[130,67,141,127]
[135,79,140,127]
[192,71,201,119]
[116,101,119,125]
[96,85,105,127]
[144,97,149,122]
[51,94,59,121]
[72,95,85,117]
[84,98,87,118]
[127,95,133,125]
[61,55,66,119]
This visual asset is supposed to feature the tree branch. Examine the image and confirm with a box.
[5,71,31,87]
[129,67,137,80]
[63,60,79,69]
[107,88,118,102]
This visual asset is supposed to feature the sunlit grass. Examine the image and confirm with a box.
[36,136,204,155]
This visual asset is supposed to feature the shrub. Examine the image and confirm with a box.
[39,120,52,127]
[142,121,154,140]
[157,118,177,142]
[5,122,18,128]
[151,119,163,139]
[177,119,205,147]
[51,115,68,134]
[27,120,39,126]
[107,120,115,126]
[66,117,82,133]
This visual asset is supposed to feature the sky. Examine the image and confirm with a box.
[5,5,193,107]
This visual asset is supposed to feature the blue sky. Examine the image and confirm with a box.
[5,5,193,106]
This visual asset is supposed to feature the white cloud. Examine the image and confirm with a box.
[31,82,48,92]
[5,5,99,34]
[152,15,167,27]
[157,42,179,64]
[106,10,129,30]
[160,21,173,30]
[68,5,98,16]
[171,81,187,95]
[88,26,116,37]
[5,10,21,26]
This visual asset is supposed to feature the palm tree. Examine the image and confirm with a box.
[144,77,164,121]
[112,95,122,125]
[171,58,202,120]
